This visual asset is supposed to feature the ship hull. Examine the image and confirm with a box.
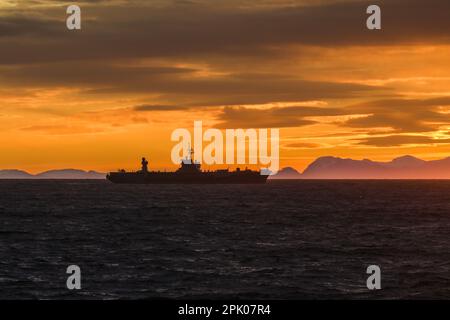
[107,171,268,184]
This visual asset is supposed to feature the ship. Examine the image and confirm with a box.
[106,149,268,184]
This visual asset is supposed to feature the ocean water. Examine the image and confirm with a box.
[0,180,449,299]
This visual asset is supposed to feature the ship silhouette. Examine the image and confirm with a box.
[107,149,268,184]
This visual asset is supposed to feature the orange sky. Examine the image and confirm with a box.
[1,0,450,173]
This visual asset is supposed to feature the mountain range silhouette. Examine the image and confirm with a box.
[271,155,450,179]
[0,169,106,179]
[1,155,450,179]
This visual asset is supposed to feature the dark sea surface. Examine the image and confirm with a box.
[0,180,449,299]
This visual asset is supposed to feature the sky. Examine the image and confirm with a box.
[1,0,450,173]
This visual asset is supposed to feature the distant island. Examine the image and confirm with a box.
[0,169,106,179]
[1,155,450,179]
[271,155,450,179]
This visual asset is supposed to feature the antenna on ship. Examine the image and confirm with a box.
[190,147,195,163]
[184,143,194,164]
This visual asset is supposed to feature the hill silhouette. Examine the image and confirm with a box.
[270,167,301,179]
[0,170,34,179]
[271,155,450,179]
[36,169,106,179]
[0,169,106,179]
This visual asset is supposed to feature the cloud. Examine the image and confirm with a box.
[347,97,450,111]
[0,63,195,87]
[343,97,450,133]
[283,142,321,148]
[20,124,104,135]
[133,104,188,111]
[1,0,450,65]
[0,62,380,106]
[216,105,347,128]
[213,96,450,133]
[355,135,450,147]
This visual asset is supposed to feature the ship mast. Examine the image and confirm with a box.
[189,147,195,164]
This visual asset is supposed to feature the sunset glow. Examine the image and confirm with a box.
[1,0,450,173]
